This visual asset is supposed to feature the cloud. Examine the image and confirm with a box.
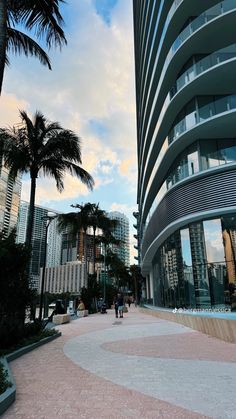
[0,93,29,126]
[2,0,138,263]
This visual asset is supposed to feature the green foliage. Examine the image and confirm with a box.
[104,283,118,308]
[0,328,57,357]
[0,362,12,395]
[129,264,144,302]
[80,274,102,313]
[0,230,32,321]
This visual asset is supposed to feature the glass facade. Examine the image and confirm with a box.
[144,138,236,237]
[153,214,236,309]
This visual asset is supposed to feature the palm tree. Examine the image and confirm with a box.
[57,203,95,286]
[0,0,67,94]
[89,204,112,274]
[0,110,94,249]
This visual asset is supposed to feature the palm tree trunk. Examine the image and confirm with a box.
[26,176,36,249]
[93,226,96,274]
[0,0,7,94]
[84,228,88,287]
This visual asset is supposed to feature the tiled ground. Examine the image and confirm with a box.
[2,306,236,418]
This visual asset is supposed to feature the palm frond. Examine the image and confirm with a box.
[62,162,94,190]
[40,130,82,163]
[57,212,81,236]
[15,0,67,48]
[7,28,51,69]
[0,128,30,179]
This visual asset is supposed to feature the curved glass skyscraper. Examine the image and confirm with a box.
[133,0,236,309]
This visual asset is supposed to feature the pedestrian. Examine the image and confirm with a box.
[117,293,124,318]
[127,297,131,308]
[114,296,119,318]
[77,299,85,311]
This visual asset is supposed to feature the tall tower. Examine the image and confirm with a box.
[108,211,130,267]
[0,163,21,235]
[133,1,236,309]
[17,201,61,290]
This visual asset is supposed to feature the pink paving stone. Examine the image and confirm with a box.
[102,330,236,362]
[2,309,211,419]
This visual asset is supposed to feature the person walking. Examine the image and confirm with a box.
[114,296,119,318]
[117,293,124,318]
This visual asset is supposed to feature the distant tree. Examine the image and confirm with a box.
[58,203,95,286]
[129,264,144,303]
[0,110,94,250]
[0,0,67,94]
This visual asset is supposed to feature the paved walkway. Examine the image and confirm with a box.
[2,306,236,418]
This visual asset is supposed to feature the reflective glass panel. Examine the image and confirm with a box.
[189,222,211,307]
[180,228,196,307]
[204,219,225,306]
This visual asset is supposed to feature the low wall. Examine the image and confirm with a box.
[139,307,236,343]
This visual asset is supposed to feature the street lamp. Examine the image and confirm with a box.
[39,212,57,320]
[103,243,106,302]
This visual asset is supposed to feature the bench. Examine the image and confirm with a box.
[53,313,71,325]
[77,310,88,318]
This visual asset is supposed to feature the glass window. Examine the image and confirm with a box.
[189,222,211,307]
[188,148,199,174]
[200,140,219,170]
[214,95,229,114]
[198,96,214,121]
[204,219,225,306]
[204,219,225,263]
[180,228,196,307]
[217,139,236,164]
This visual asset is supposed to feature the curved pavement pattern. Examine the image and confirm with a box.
[2,306,236,418]
[64,322,236,419]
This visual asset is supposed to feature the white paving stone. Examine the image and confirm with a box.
[64,322,236,419]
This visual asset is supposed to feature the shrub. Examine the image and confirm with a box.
[0,361,12,395]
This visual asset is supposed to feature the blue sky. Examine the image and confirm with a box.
[0,0,137,262]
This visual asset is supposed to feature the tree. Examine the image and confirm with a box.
[89,204,112,274]
[58,203,114,277]
[0,110,94,250]
[0,229,33,322]
[0,0,67,94]
[58,203,95,286]
[129,264,144,303]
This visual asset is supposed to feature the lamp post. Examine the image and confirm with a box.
[102,242,107,302]
[39,212,56,320]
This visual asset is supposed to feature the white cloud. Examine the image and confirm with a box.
[2,0,138,254]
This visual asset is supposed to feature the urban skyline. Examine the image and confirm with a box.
[0,0,138,263]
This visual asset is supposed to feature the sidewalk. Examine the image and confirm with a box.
[2,306,236,419]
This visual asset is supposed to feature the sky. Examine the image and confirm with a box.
[0,0,138,262]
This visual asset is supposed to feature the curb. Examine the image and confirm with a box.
[0,331,61,416]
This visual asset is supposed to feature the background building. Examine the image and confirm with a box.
[39,261,85,294]
[108,211,130,267]
[0,163,21,235]
[133,0,236,309]
[17,201,61,290]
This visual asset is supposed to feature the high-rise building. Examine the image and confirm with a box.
[133,1,236,309]
[0,163,21,235]
[17,201,61,289]
[108,211,130,267]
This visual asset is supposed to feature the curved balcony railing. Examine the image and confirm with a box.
[143,45,236,187]
[141,93,236,237]
[169,94,236,144]
[141,0,183,108]
[140,0,236,173]
[140,0,184,145]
